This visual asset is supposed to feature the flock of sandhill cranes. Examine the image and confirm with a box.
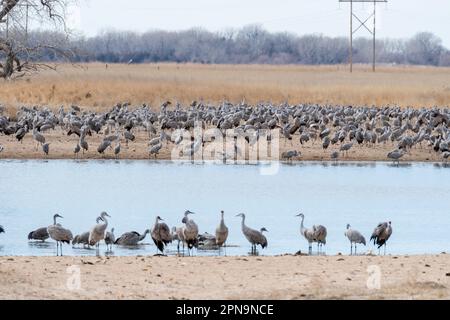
[0,102,449,162]
[0,211,393,257]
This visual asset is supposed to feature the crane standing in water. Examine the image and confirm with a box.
[236,213,268,255]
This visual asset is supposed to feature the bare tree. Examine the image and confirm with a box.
[0,0,73,79]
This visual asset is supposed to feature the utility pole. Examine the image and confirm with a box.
[339,0,387,72]
[2,1,35,40]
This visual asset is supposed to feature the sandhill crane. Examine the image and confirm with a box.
[114,143,121,159]
[182,210,199,256]
[73,231,90,248]
[313,224,327,253]
[281,150,300,162]
[215,210,229,255]
[124,130,135,146]
[89,211,110,250]
[47,214,73,256]
[236,213,268,255]
[296,213,317,255]
[28,227,49,242]
[114,229,150,246]
[151,216,172,255]
[72,234,79,247]
[344,224,366,255]
[80,138,88,154]
[172,226,186,256]
[74,143,81,158]
[32,128,45,150]
[149,143,162,159]
[97,140,111,155]
[370,221,393,255]
[104,228,115,251]
[387,149,405,164]
[42,143,50,156]
[340,142,353,157]
[331,151,339,161]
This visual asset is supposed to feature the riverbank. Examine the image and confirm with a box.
[0,129,445,162]
[0,254,449,299]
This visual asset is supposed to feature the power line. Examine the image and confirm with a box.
[339,0,388,73]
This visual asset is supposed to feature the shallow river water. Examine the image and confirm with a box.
[0,160,449,256]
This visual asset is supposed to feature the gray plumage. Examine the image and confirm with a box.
[42,142,50,155]
[151,216,172,254]
[281,150,300,161]
[182,210,199,254]
[97,140,111,154]
[28,227,49,241]
[172,226,186,255]
[114,143,121,158]
[33,128,45,146]
[47,214,73,256]
[236,213,268,254]
[370,221,393,254]
[73,231,90,247]
[104,228,115,250]
[215,210,229,249]
[387,149,405,163]
[345,224,366,255]
[114,229,150,246]
[339,142,353,155]
[89,211,110,247]
[296,213,326,255]
[74,143,81,157]
[149,143,162,158]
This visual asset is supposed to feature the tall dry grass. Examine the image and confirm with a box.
[1,63,449,114]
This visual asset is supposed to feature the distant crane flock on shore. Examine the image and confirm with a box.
[0,102,449,162]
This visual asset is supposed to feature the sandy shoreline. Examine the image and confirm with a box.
[1,254,449,299]
[0,128,446,162]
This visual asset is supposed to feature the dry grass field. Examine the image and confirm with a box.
[0,63,449,115]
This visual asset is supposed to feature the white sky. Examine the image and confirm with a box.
[67,0,450,47]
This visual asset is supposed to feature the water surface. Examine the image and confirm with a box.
[0,160,449,256]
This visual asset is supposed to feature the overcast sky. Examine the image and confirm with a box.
[69,0,450,47]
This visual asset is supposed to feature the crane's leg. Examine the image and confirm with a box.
[355,244,357,255]
[384,244,387,255]
[350,243,352,256]
[308,243,312,255]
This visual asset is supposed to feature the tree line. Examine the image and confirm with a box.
[24,25,450,66]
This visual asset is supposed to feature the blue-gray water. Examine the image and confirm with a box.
[0,160,449,256]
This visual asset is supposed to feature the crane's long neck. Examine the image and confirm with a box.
[240,216,246,230]
[300,216,305,234]
[139,231,148,241]
[155,217,160,226]
[53,216,57,225]
[220,212,225,227]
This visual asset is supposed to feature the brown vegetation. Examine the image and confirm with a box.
[0,63,449,116]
